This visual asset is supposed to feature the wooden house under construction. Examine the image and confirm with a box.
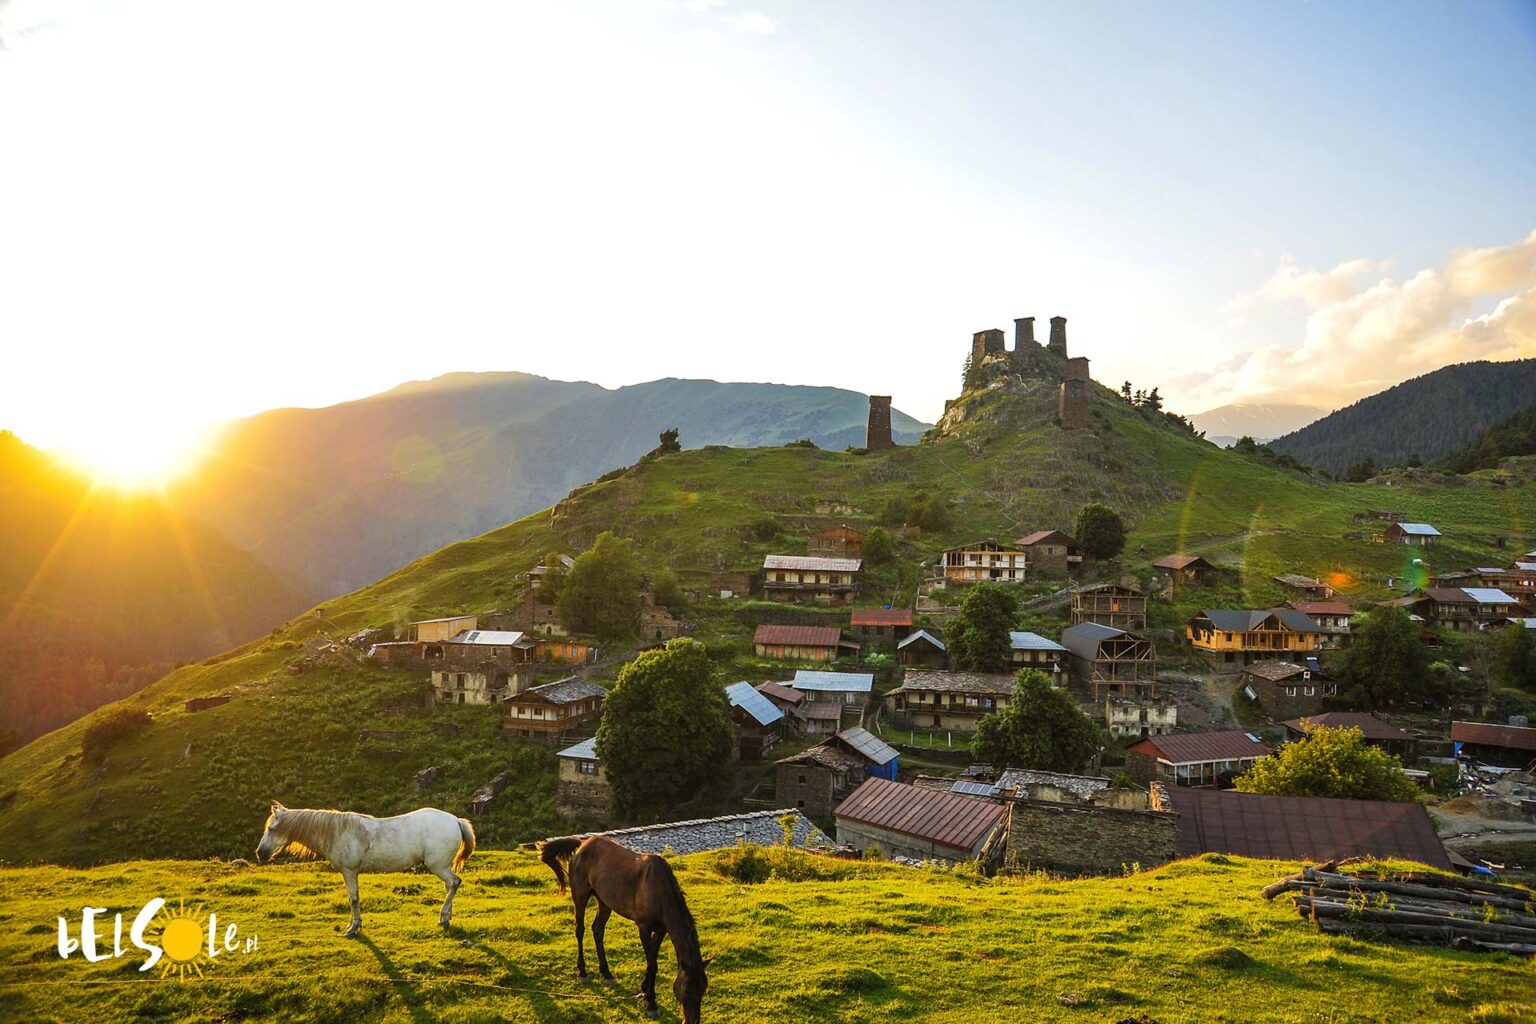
[1071,582,1147,630]
[1060,622,1157,697]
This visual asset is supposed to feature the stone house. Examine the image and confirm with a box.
[502,676,606,743]
[1071,582,1147,630]
[1239,658,1334,719]
[1103,697,1178,740]
[430,629,537,705]
[834,778,1005,863]
[808,525,866,559]
[937,539,1028,585]
[1274,573,1335,599]
[1125,730,1270,789]
[1014,530,1081,576]
[1060,622,1157,697]
[753,624,858,662]
[1001,798,1178,876]
[789,670,875,709]
[885,669,1015,732]
[1186,608,1328,665]
[1285,601,1355,648]
[1151,554,1216,585]
[761,554,861,605]
[554,737,609,818]
[725,681,786,760]
[709,571,758,599]
[897,629,947,668]
[849,607,914,648]
[775,743,866,817]
[527,554,574,592]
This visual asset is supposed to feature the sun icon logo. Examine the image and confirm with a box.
[156,900,208,981]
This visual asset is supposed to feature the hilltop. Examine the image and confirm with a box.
[2,850,1530,1023]
[1269,359,1536,475]
[1,344,1530,868]
[169,373,929,595]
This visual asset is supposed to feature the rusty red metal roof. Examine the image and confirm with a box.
[1165,789,1451,870]
[1283,712,1412,742]
[1017,529,1076,547]
[753,624,844,648]
[1128,730,1270,765]
[1451,720,1536,752]
[850,607,914,627]
[1152,554,1212,570]
[755,681,804,706]
[833,777,1004,853]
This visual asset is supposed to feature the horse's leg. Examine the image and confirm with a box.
[638,925,662,1019]
[572,883,591,980]
[431,863,460,929]
[342,869,362,938]
[591,901,614,983]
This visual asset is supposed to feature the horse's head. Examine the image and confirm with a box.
[674,957,709,1024]
[255,801,288,863]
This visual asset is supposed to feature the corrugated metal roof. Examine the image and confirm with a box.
[834,777,1004,852]
[756,681,804,705]
[725,681,785,727]
[835,726,899,765]
[1166,789,1451,869]
[1282,712,1410,742]
[791,670,874,693]
[1009,631,1066,652]
[1515,562,1536,571]
[798,700,844,721]
[1060,622,1128,660]
[1017,530,1076,547]
[1152,554,1211,570]
[1462,587,1518,604]
[950,780,1000,798]
[448,630,529,646]
[897,629,946,651]
[556,737,599,760]
[763,554,862,572]
[411,614,478,624]
[753,624,845,648]
[850,607,913,627]
[1195,608,1323,633]
[1395,522,1441,536]
[1451,721,1536,751]
[1128,729,1270,764]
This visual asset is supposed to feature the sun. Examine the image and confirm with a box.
[51,418,211,491]
[157,900,209,981]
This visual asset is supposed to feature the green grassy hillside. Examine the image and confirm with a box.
[2,850,1531,1024]
[1,374,1530,867]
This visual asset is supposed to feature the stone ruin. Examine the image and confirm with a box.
[959,313,1092,429]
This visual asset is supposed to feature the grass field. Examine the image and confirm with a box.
[3,849,1533,1024]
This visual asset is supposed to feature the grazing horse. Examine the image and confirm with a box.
[539,835,709,1022]
[255,802,475,937]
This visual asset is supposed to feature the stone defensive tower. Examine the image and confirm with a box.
[865,395,894,450]
[1059,356,1091,429]
[1014,317,1037,349]
[970,328,1006,367]
[1047,316,1069,358]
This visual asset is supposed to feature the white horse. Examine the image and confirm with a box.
[255,802,476,937]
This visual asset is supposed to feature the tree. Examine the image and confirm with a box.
[649,567,686,614]
[653,428,682,456]
[81,706,152,762]
[1235,724,1417,801]
[1344,456,1376,483]
[595,639,734,818]
[557,532,646,638]
[972,670,1101,772]
[1120,381,1133,402]
[1143,387,1163,413]
[1074,503,1126,560]
[862,526,895,565]
[947,583,1017,672]
[1495,623,1535,691]
[536,550,569,604]
[911,494,952,533]
[1337,606,1430,707]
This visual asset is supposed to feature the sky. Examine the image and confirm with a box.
[2,0,1535,475]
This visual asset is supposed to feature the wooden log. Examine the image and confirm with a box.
[1304,871,1533,913]
[1261,875,1308,900]
[1302,893,1536,930]
[1381,871,1534,901]
[1300,900,1536,942]
[1319,918,1536,955]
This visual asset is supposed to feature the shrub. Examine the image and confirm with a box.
[81,706,152,762]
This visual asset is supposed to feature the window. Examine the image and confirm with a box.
[578,760,597,775]
[797,774,806,784]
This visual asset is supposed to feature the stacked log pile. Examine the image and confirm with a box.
[1264,862,1536,956]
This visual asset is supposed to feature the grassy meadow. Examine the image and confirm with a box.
[3,849,1533,1024]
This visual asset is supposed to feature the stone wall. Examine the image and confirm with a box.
[776,762,854,818]
[1124,748,1161,784]
[1003,799,1177,876]
[556,762,610,818]
[865,395,894,450]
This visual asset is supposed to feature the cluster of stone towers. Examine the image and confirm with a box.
[969,315,1071,367]
[965,314,1091,430]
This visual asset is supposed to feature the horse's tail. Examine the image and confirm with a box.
[454,817,477,871]
[537,836,583,895]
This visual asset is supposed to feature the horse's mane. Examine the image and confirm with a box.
[271,807,358,859]
[653,856,703,969]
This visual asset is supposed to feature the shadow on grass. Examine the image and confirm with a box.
[358,935,438,1024]
[474,937,638,1022]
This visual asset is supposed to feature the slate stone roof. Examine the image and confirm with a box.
[777,744,863,772]
[994,769,1114,800]
[510,677,606,705]
[763,554,862,572]
[895,670,1016,696]
[1241,660,1308,682]
[543,809,831,856]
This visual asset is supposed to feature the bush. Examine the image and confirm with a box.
[81,706,152,762]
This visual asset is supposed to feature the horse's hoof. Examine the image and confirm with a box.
[645,1009,659,1020]
[577,973,589,983]
[601,976,616,987]
[343,930,360,939]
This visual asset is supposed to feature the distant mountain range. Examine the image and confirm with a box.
[1267,359,1536,475]
[0,432,313,745]
[1187,403,1327,447]
[169,374,928,595]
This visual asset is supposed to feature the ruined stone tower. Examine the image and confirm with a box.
[970,328,1006,367]
[1059,356,1091,429]
[865,395,894,450]
[1014,317,1037,349]
[1047,316,1068,358]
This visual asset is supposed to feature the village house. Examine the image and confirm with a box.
[1398,587,1525,632]
[709,570,757,599]
[960,768,1116,804]
[1071,582,1148,630]
[1151,554,1216,585]
[1125,730,1270,788]
[409,614,479,643]
[1282,712,1415,759]
[1159,787,1452,869]
[1435,564,1536,600]
[493,589,568,636]
[502,676,606,743]
[1385,522,1441,546]
[752,624,858,662]
[1238,658,1335,719]
[776,726,900,816]
[761,554,862,605]
[1103,697,1178,740]
[936,539,1029,585]
[999,794,1178,877]
[1060,622,1157,697]
[554,737,609,818]
[795,699,846,735]
[896,629,947,668]
[1009,631,1067,675]
[430,629,537,705]
[541,809,831,857]
[1274,573,1336,599]
[1451,720,1536,768]
[535,638,598,665]
[808,524,865,559]
[834,777,1005,864]
[527,554,574,591]
[789,669,875,709]
[849,607,914,647]
[724,681,786,760]
[1186,608,1328,665]
[1015,530,1081,576]
[1285,601,1355,648]
[754,680,805,717]
[885,669,1015,731]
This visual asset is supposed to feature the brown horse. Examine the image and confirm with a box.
[538,835,708,1022]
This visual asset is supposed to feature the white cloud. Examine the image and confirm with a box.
[1191,231,1536,411]
[725,11,775,34]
